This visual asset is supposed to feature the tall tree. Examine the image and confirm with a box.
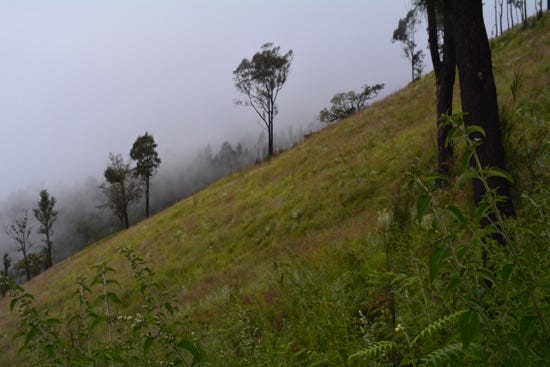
[99,153,142,229]
[392,9,425,82]
[6,212,33,281]
[419,0,456,180]
[233,43,293,157]
[33,189,57,268]
[449,0,515,223]
[130,132,161,218]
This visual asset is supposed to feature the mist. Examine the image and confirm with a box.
[0,0,532,274]
[0,117,323,279]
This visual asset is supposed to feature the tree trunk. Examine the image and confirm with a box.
[499,1,504,35]
[23,250,30,281]
[427,1,456,182]
[145,177,150,218]
[268,121,274,157]
[450,0,515,224]
[46,232,52,268]
[494,0,499,36]
[124,211,129,229]
[503,0,510,29]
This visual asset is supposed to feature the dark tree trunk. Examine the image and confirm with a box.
[427,1,456,182]
[449,0,515,223]
[145,177,150,218]
[23,250,30,281]
[124,211,129,229]
[46,232,52,268]
[268,122,274,157]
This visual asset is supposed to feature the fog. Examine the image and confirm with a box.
[0,1,540,268]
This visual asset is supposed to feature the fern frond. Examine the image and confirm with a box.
[410,310,466,347]
[420,342,463,366]
[348,341,399,362]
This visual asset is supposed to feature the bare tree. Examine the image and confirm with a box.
[6,212,33,281]
[233,43,293,157]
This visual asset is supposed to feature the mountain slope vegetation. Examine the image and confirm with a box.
[1,14,549,366]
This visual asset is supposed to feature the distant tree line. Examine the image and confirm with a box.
[1,189,57,288]
[0,120,314,289]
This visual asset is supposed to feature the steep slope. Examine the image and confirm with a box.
[1,15,549,366]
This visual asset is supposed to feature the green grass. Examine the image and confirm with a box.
[1,14,549,366]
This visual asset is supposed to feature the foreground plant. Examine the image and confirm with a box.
[350,115,549,366]
[2,247,207,367]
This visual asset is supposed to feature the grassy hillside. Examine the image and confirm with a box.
[1,15,549,366]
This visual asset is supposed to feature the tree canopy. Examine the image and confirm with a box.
[320,83,384,123]
[33,189,57,268]
[392,9,425,81]
[99,153,142,229]
[130,132,161,218]
[233,43,293,157]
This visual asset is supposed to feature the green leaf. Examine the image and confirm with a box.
[45,318,62,330]
[484,168,514,183]
[476,268,496,286]
[348,341,398,362]
[456,169,479,187]
[12,331,25,341]
[143,336,155,354]
[520,316,537,337]
[501,263,514,285]
[446,276,461,292]
[24,326,37,346]
[430,247,450,280]
[106,279,121,287]
[107,292,122,304]
[416,194,431,223]
[10,298,18,311]
[460,150,475,171]
[459,310,480,348]
[447,205,469,228]
[465,125,486,137]
[475,202,492,223]
[177,339,202,361]
[424,174,447,185]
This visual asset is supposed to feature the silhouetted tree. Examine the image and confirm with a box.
[130,132,161,218]
[1,252,11,296]
[416,0,456,180]
[392,9,425,81]
[233,43,293,157]
[320,83,384,123]
[14,252,43,280]
[6,212,33,281]
[216,141,236,175]
[449,0,515,223]
[2,253,10,277]
[99,153,142,229]
[33,189,57,268]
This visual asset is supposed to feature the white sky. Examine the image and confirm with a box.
[0,0,534,200]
